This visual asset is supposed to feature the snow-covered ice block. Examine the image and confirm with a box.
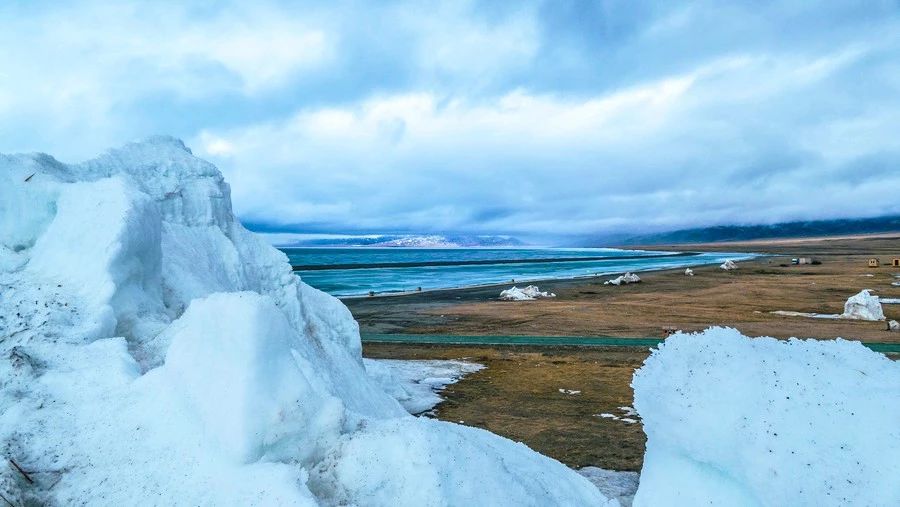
[632,327,900,506]
[605,272,641,285]
[0,138,618,506]
[499,284,556,300]
[841,289,885,321]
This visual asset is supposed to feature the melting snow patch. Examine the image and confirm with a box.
[770,310,841,319]
[498,285,556,301]
[880,298,900,304]
[559,389,581,395]
[364,359,483,415]
[595,407,640,424]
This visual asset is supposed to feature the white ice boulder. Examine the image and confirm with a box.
[684,268,694,276]
[719,259,738,270]
[841,289,885,321]
[499,285,556,300]
[605,272,641,285]
[632,327,900,506]
[888,320,899,332]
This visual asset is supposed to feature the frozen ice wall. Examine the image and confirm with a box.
[0,137,612,506]
[632,327,900,506]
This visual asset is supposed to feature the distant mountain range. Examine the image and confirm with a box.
[273,234,525,248]
[617,215,900,245]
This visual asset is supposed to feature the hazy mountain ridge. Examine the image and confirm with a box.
[617,215,900,245]
[275,234,525,248]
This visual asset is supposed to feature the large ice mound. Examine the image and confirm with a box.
[0,137,612,506]
[841,289,885,321]
[632,327,900,506]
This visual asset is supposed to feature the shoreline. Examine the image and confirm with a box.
[334,252,757,300]
[354,233,900,471]
[347,234,900,342]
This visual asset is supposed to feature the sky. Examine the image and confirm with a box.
[2,0,899,242]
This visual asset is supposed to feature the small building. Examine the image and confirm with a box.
[893,258,900,267]
[868,258,880,268]
[792,257,815,265]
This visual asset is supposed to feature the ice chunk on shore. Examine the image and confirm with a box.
[499,284,556,300]
[841,289,885,321]
[632,327,900,506]
[605,272,641,285]
[0,138,613,506]
[719,259,738,270]
[684,268,694,276]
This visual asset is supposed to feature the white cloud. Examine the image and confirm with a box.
[194,41,900,236]
[2,0,899,239]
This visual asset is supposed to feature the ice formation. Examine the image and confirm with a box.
[841,289,885,321]
[499,284,556,300]
[605,272,642,285]
[889,320,899,332]
[684,268,694,276]
[720,259,738,270]
[0,138,613,506]
[632,327,900,506]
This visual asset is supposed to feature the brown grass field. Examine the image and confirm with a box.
[353,234,900,471]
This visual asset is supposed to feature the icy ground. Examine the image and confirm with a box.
[364,358,483,414]
[0,138,614,506]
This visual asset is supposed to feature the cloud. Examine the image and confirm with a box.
[2,0,900,241]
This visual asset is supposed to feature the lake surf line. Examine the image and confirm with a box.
[291,251,700,271]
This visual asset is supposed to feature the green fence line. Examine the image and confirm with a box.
[361,333,900,353]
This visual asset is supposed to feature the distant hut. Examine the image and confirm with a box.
[868,258,880,268]
[893,258,900,267]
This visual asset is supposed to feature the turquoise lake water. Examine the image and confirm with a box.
[281,247,755,297]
